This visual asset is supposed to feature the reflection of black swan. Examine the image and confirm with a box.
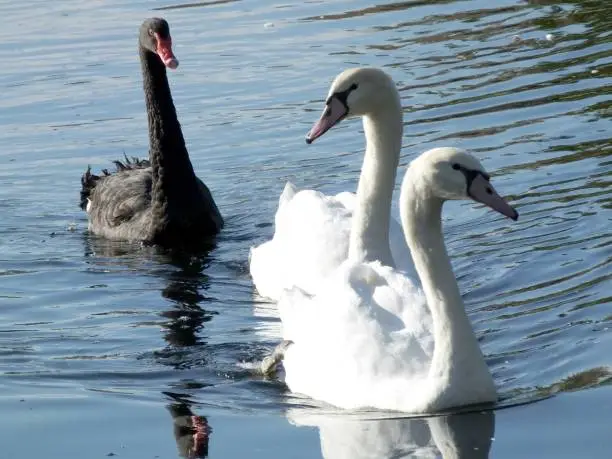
[80,18,223,248]
[160,254,216,349]
[168,402,211,458]
[82,235,218,365]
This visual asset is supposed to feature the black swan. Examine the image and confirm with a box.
[80,18,223,248]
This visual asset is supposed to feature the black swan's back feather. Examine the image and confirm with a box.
[80,167,98,211]
[79,155,149,211]
[113,154,150,171]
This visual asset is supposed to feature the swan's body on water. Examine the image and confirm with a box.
[250,185,412,300]
[268,68,519,413]
[80,18,223,248]
[249,68,414,301]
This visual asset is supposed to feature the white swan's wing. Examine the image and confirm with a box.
[279,260,433,411]
[250,184,354,300]
[248,181,416,301]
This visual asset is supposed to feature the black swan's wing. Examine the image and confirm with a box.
[85,166,153,239]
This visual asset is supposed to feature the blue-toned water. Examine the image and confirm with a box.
[0,0,610,457]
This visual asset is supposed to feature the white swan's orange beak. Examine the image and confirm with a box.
[306,97,348,144]
[155,33,179,69]
[468,174,519,221]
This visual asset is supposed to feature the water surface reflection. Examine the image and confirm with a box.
[83,236,219,365]
[288,408,494,459]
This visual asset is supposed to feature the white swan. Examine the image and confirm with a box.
[274,146,519,413]
[249,68,414,301]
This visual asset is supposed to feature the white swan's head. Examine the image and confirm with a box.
[409,147,519,220]
[306,68,400,143]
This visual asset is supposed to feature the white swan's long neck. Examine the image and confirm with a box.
[348,105,403,266]
[400,177,492,389]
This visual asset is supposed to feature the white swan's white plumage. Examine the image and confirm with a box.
[278,147,518,413]
[279,259,434,410]
[270,68,519,414]
[249,183,352,300]
[250,184,412,300]
[250,68,415,301]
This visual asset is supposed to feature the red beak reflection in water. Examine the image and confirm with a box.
[170,403,211,459]
[188,416,210,458]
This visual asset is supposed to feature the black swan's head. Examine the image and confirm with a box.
[139,17,179,69]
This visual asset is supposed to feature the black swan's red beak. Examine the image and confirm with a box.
[155,33,179,69]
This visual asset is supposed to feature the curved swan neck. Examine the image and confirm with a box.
[348,104,403,266]
[400,177,490,384]
[140,47,198,205]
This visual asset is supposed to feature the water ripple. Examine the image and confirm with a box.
[0,0,610,420]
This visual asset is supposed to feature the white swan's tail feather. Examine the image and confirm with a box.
[279,182,298,210]
[250,187,355,301]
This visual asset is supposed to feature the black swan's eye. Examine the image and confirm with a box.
[452,163,460,170]
[148,29,155,36]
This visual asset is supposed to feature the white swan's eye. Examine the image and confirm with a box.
[148,29,154,36]
[452,163,460,170]
[350,83,358,91]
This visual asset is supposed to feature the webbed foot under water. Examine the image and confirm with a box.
[260,340,293,376]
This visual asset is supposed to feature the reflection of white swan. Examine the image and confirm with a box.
[287,409,494,459]
[275,68,519,413]
[249,68,414,301]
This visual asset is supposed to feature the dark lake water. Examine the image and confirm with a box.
[0,0,610,457]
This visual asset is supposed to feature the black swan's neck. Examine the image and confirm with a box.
[140,47,198,204]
